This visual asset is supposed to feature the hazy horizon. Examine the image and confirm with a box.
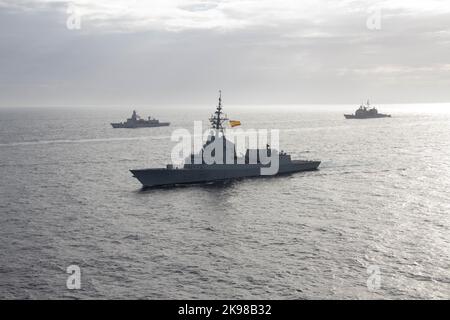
[2,102,450,112]
[1,0,450,107]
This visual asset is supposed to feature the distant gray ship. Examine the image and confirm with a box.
[344,101,391,119]
[111,110,170,128]
[131,92,321,188]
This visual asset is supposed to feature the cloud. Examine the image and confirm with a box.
[1,0,450,105]
[1,0,449,33]
[337,64,450,76]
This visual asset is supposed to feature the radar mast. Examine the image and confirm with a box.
[209,90,228,135]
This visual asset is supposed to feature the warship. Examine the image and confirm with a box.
[111,110,170,128]
[344,101,391,119]
[130,92,321,188]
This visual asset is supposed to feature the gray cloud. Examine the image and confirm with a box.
[0,0,450,107]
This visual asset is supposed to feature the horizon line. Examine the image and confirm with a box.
[1,101,450,109]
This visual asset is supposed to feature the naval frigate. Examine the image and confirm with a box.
[344,100,391,119]
[130,92,321,188]
[111,110,170,128]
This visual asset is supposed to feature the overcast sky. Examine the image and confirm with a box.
[1,0,450,107]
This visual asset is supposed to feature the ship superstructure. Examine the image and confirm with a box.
[111,110,170,128]
[344,100,391,119]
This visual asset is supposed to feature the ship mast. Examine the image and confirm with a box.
[209,90,228,135]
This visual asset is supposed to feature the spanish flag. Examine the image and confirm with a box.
[229,120,241,128]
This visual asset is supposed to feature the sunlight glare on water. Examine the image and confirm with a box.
[0,104,449,299]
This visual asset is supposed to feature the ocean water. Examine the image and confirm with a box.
[0,104,449,299]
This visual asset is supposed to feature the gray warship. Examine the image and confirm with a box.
[344,101,391,119]
[111,110,170,128]
[130,92,321,188]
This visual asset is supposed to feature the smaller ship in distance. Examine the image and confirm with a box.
[344,100,391,119]
[111,110,170,128]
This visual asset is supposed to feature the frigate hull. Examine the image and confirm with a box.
[131,160,321,188]
[344,114,391,119]
[111,122,170,128]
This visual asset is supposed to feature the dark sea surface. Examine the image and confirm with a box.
[0,104,449,299]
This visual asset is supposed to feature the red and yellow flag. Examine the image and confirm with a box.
[229,120,241,128]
